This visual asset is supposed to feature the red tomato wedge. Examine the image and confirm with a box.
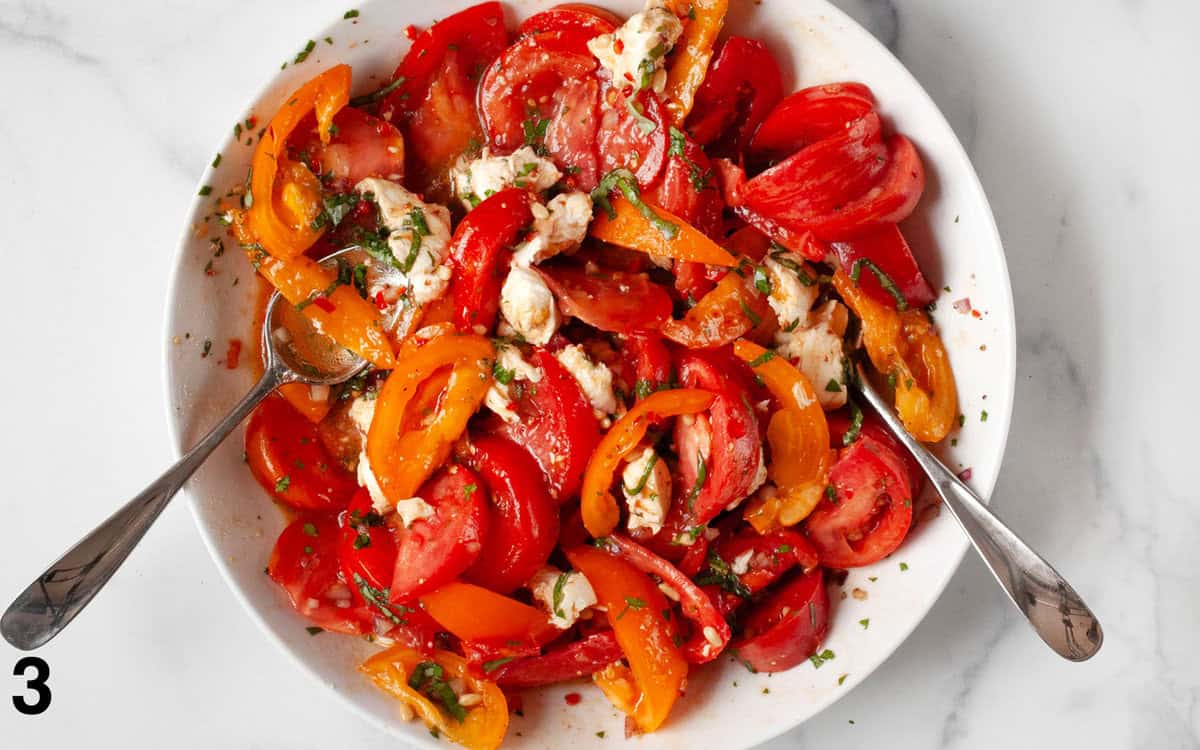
[730,568,829,673]
[750,82,876,159]
[597,90,670,187]
[740,112,888,225]
[459,434,560,593]
[379,2,508,199]
[245,396,357,512]
[618,333,673,399]
[483,348,601,502]
[828,224,935,310]
[389,465,490,602]
[490,630,623,689]
[827,409,924,502]
[446,188,534,332]
[805,134,926,240]
[685,36,783,156]
[546,76,603,191]
[269,515,373,635]
[537,263,673,333]
[286,106,405,193]
[804,434,914,567]
[518,4,620,37]
[339,489,399,596]
[645,130,723,239]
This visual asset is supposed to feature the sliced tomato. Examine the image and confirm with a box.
[619,333,673,400]
[490,630,623,689]
[673,350,762,524]
[389,465,490,601]
[828,224,935,310]
[645,129,723,238]
[684,36,783,157]
[750,82,876,159]
[730,568,829,673]
[804,434,914,568]
[805,134,926,240]
[338,489,399,596]
[740,112,888,226]
[380,606,444,656]
[483,348,601,502]
[537,262,673,333]
[517,4,620,37]
[446,187,534,332]
[546,76,603,190]
[287,107,405,193]
[596,89,670,187]
[245,396,357,511]
[707,527,819,617]
[379,2,508,199]
[459,434,559,593]
[827,409,923,498]
[269,515,373,634]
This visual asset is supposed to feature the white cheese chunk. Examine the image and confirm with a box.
[621,447,672,535]
[730,549,755,577]
[529,566,598,629]
[355,178,454,306]
[356,450,391,515]
[554,344,617,415]
[499,266,561,345]
[485,344,544,424]
[394,497,437,528]
[512,192,593,267]
[449,146,562,210]
[763,251,821,332]
[587,0,683,94]
[348,395,376,435]
[774,300,849,410]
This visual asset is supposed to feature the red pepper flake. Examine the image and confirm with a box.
[971,309,982,319]
[313,296,336,313]
[404,24,420,40]
[564,692,582,706]
[614,38,625,54]
[245,115,258,129]
[225,339,242,370]
[374,291,388,310]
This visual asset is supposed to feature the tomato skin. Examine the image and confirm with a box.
[806,134,926,240]
[685,36,783,157]
[827,410,923,499]
[245,396,358,511]
[538,263,673,333]
[446,188,534,332]
[730,568,829,673]
[546,76,603,191]
[269,515,374,635]
[597,89,670,187]
[338,489,399,596]
[518,4,619,37]
[673,351,762,524]
[827,224,935,309]
[389,465,490,602]
[804,435,914,568]
[645,130,723,239]
[741,112,888,225]
[482,348,601,502]
[460,434,560,593]
[490,630,623,689]
[621,333,673,399]
[710,527,819,617]
[287,107,405,193]
[750,82,876,159]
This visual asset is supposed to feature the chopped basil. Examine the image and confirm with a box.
[695,552,751,599]
[492,360,516,385]
[294,39,317,64]
[809,648,836,668]
[463,483,477,499]
[825,378,842,392]
[634,378,653,400]
[738,297,762,327]
[980,409,989,422]
[305,626,324,635]
[624,97,657,134]
[899,562,909,571]
[685,450,707,510]
[591,168,679,239]
[482,656,514,673]
[848,258,908,310]
[352,573,411,625]
[344,9,360,19]
[859,618,870,629]
[615,596,647,621]
[211,153,222,168]
[349,75,406,107]
[748,350,776,368]
[769,249,816,286]
[407,662,467,722]
[522,109,551,153]
[353,531,371,550]
[198,185,213,197]
[275,476,292,494]
[753,266,772,295]
[669,126,687,157]
[552,572,570,619]
[842,400,864,446]
[301,521,317,536]
[622,453,659,495]
[838,673,848,686]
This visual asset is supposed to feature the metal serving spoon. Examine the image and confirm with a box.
[852,366,1102,661]
[1,247,391,651]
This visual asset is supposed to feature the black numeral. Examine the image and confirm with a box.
[12,656,51,715]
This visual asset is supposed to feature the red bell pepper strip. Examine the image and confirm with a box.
[730,568,829,673]
[488,630,623,689]
[447,188,534,333]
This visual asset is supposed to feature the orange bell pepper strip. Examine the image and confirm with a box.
[420,582,557,645]
[662,259,773,348]
[360,647,508,750]
[589,195,735,266]
[248,247,397,370]
[366,333,493,505]
[581,388,715,537]
[244,64,350,261]
[662,0,728,126]
[833,270,957,442]
[734,340,835,530]
[565,545,687,734]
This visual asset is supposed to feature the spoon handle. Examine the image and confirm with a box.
[853,370,1102,661]
[1,367,287,651]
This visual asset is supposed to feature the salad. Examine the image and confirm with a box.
[219,1,960,747]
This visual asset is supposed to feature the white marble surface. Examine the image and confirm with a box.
[0,0,1196,747]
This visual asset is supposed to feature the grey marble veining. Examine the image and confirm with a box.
[1,0,1198,747]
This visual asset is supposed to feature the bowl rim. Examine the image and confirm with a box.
[161,1,1017,746]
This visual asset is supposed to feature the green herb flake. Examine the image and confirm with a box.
[622,452,659,496]
[344,9,360,19]
[825,378,842,393]
[809,648,836,669]
[849,258,908,310]
[301,521,317,537]
[695,552,751,599]
[753,266,772,295]
[408,661,467,722]
[842,401,864,446]
[859,618,870,629]
[685,450,708,510]
[482,656,515,673]
[552,572,570,619]
[305,626,324,635]
[295,39,317,64]
[492,361,516,385]
[349,75,406,107]
[353,532,371,550]
[353,573,411,625]
[748,349,776,368]
[900,562,909,571]
[980,409,989,422]
[838,673,848,686]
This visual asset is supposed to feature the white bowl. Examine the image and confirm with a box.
[164,1,1015,747]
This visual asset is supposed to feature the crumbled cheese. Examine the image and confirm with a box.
[355,178,454,305]
[774,300,849,410]
[621,447,672,534]
[449,146,561,210]
[730,549,755,576]
[485,344,543,424]
[356,451,390,514]
[499,266,560,345]
[529,566,597,629]
[348,395,376,435]
[554,344,617,415]
[763,251,821,331]
[394,496,437,528]
[587,0,683,94]
[512,192,593,267]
